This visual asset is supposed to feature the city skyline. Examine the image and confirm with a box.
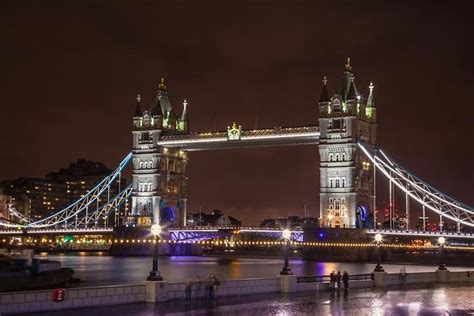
[1,1,472,225]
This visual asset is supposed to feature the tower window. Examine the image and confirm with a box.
[140,132,150,141]
[335,178,340,188]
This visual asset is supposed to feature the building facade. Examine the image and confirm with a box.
[318,59,377,228]
[130,79,189,227]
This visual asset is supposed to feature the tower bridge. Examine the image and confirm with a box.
[1,59,473,242]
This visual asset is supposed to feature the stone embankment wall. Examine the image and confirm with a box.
[1,270,473,315]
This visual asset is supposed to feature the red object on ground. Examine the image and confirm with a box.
[51,288,65,302]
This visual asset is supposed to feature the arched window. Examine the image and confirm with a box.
[341,153,346,161]
[335,153,340,161]
[328,153,333,161]
[335,200,340,210]
[329,178,334,188]
[139,161,143,168]
[342,177,346,187]
[335,178,340,188]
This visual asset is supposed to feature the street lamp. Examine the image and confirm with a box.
[280,229,292,275]
[147,224,164,281]
[437,236,447,270]
[374,233,384,272]
[328,214,333,228]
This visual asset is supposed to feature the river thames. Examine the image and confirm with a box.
[37,252,471,287]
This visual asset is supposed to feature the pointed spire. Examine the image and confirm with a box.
[366,82,375,107]
[156,78,172,116]
[151,95,161,116]
[345,57,352,72]
[159,78,166,91]
[181,99,188,121]
[133,94,142,117]
[346,79,357,100]
[319,76,330,103]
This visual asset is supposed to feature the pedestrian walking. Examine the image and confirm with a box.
[336,271,342,290]
[342,271,349,291]
[185,278,193,303]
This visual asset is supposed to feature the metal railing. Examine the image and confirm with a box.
[297,273,374,284]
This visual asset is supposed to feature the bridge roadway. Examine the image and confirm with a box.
[1,227,474,240]
[157,126,320,151]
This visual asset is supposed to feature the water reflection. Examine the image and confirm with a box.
[36,253,471,287]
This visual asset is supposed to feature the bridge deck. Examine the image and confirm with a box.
[157,126,320,151]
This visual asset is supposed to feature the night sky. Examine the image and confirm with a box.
[1,1,473,225]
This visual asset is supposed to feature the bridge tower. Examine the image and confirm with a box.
[318,59,377,228]
[130,79,189,227]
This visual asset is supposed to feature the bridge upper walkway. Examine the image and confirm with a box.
[157,126,320,151]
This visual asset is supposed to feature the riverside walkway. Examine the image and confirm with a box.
[15,284,474,316]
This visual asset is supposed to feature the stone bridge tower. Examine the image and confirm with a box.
[318,59,377,228]
[130,79,189,227]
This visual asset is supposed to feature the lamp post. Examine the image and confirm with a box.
[437,236,447,270]
[280,229,292,275]
[147,224,164,281]
[374,233,384,272]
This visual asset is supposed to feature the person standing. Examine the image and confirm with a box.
[211,274,220,300]
[329,271,336,291]
[342,271,349,291]
[336,271,342,290]
[194,276,202,300]
[185,278,193,303]
[207,274,214,300]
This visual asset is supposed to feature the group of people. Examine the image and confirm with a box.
[185,274,220,303]
[329,271,349,291]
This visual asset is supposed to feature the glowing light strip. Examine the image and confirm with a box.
[367,229,474,239]
[358,142,474,227]
[376,151,473,213]
[158,132,320,146]
[0,228,114,235]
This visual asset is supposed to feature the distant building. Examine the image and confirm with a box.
[0,190,12,223]
[1,159,126,221]
[260,216,318,229]
[186,210,241,227]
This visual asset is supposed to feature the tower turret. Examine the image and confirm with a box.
[318,58,377,229]
[133,94,143,128]
[365,82,376,121]
[179,99,189,132]
[318,76,331,117]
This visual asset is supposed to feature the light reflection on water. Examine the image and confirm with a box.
[37,253,471,287]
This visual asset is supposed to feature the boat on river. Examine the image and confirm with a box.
[0,249,75,292]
